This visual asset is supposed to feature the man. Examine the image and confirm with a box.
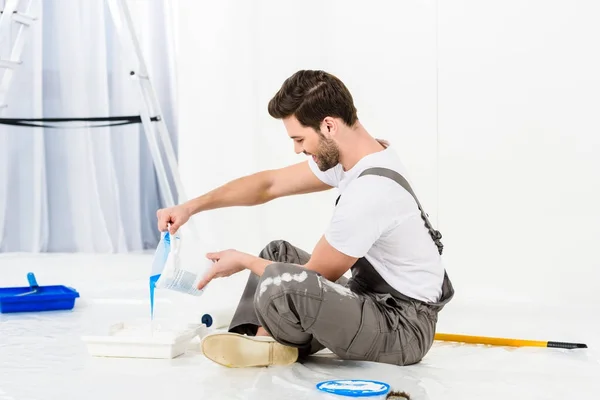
[156,70,454,368]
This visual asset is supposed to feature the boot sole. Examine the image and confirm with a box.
[201,333,298,368]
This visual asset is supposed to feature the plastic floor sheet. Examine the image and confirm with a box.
[1,253,599,400]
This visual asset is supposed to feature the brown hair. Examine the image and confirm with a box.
[267,70,358,131]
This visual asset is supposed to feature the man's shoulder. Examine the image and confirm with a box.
[345,170,408,199]
[338,174,409,219]
[347,149,409,192]
[341,156,416,214]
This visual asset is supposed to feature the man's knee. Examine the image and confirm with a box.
[259,239,290,257]
[258,240,310,265]
[253,263,323,337]
[253,263,320,310]
[262,239,286,253]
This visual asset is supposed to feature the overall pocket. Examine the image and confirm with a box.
[374,327,421,366]
[343,298,381,360]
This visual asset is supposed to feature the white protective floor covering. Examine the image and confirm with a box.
[1,253,599,400]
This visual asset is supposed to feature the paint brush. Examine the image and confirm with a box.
[386,391,410,399]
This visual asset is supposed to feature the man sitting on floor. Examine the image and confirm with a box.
[156,69,454,368]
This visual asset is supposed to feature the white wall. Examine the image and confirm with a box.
[175,0,600,307]
[437,0,600,305]
[176,0,438,252]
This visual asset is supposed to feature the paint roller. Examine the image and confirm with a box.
[434,333,587,349]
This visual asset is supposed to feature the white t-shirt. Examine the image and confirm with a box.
[308,145,444,303]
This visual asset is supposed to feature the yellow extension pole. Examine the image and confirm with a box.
[434,333,587,349]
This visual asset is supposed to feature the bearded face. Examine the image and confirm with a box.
[312,133,340,171]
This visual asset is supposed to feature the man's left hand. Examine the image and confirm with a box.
[197,249,249,290]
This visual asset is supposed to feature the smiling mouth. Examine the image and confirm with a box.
[303,152,317,162]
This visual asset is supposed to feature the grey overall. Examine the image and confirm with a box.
[228,168,455,366]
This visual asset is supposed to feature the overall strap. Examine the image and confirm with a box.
[358,167,444,255]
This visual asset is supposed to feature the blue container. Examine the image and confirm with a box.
[0,273,80,313]
[316,379,391,397]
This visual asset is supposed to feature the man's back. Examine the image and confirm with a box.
[308,144,444,303]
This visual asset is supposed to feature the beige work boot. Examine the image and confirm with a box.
[201,332,298,368]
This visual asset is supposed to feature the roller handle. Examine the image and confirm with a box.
[547,341,588,349]
[435,333,588,349]
[27,272,39,289]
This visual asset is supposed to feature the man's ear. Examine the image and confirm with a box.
[321,117,337,137]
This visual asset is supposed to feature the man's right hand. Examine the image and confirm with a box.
[157,204,191,235]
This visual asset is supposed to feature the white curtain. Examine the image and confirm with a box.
[0,0,178,252]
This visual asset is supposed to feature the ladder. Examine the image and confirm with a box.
[0,0,36,113]
[0,0,186,208]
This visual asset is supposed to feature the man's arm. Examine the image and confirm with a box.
[183,161,331,215]
[158,160,332,233]
[303,236,357,281]
[245,235,357,282]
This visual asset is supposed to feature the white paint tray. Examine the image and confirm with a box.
[82,322,204,359]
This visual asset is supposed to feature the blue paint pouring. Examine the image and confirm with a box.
[149,274,160,320]
[149,232,171,320]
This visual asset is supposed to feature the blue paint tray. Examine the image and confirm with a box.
[0,272,80,313]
